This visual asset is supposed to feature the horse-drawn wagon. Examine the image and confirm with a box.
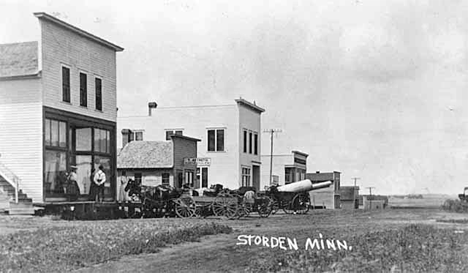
[123,181,273,219]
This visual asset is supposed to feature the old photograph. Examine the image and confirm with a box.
[1,0,468,272]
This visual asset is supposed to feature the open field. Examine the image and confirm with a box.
[2,208,468,272]
[388,194,456,208]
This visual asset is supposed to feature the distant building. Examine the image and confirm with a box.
[360,195,388,209]
[306,171,341,209]
[117,98,264,190]
[117,135,200,198]
[260,151,308,190]
[0,12,123,212]
[340,186,360,209]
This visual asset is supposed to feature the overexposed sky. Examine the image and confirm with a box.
[1,0,468,195]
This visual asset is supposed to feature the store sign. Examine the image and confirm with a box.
[184,157,211,166]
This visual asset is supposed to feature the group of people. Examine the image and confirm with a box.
[64,165,107,202]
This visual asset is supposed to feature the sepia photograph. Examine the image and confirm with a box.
[1,0,468,272]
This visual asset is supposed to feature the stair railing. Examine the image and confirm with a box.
[0,161,20,203]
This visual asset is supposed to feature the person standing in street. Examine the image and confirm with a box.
[93,165,106,202]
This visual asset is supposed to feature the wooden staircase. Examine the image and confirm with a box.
[0,172,35,215]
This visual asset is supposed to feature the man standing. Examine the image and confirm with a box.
[93,165,106,202]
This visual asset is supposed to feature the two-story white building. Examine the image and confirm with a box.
[0,12,123,211]
[117,99,265,190]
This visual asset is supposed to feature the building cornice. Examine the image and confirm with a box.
[235,98,265,113]
[34,12,124,52]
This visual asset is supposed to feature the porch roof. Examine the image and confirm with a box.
[117,141,173,169]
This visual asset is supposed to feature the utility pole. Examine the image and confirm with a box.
[263,129,282,186]
[366,187,375,210]
[351,177,360,210]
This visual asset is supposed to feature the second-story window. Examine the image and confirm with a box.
[80,72,87,107]
[249,131,253,154]
[135,131,143,141]
[165,130,183,140]
[254,133,258,155]
[95,77,102,111]
[243,130,247,153]
[207,129,224,152]
[62,66,70,103]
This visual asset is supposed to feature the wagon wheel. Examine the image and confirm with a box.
[174,196,196,218]
[282,198,296,214]
[237,201,251,219]
[290,192,310,214]
[257,196,273,218]
[213,194,239,219]
[194,204,210,218]
[270,197,280,215]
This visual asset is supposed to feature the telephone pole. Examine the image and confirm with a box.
[366,187,375,210]
[263,129,282,186]
[351,177,360,209]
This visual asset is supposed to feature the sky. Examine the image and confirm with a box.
[1,0,468,195]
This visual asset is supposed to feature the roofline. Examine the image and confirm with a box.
[0,72,41,81]
[235,98,265,113]
[170,135,201,142]
[34,12,124,52]
[292,150,309,157]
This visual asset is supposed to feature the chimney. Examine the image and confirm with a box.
[316,171,320,173]
[148,102,158,116]
[121,129,130,147]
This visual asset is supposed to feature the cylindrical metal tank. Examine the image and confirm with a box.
[277,179,332,192]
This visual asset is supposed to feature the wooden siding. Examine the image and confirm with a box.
[39,19,117,122]
[172,137,198,172]
[238,104,262,187]
[0,79,43,202]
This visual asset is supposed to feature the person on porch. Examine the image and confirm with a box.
[65,166,80,201]
[93,165,106,202]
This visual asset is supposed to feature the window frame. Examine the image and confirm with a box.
[165,129,184,140]
[242,166,251,187]
[254,133,258,155]
[135,131,143,141]
[95,76,102,111]
[207,128,225,152]
[61,65,71,103]
[162,173,170,185]
[45,118,68,150]
[243,130,247,153]
[249,131,253,154]
[79,72,87,107]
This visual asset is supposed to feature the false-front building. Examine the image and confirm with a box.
[0,12,123,211]
[117,99,264,191]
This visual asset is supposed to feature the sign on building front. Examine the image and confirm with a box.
[184,157,211,166]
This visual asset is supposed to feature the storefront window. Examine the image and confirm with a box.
[44,151,67,195]
[94,128,110,153]
[76,128,92,151]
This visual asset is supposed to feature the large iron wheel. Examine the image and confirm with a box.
[213,195,239,219]
[257,196,273,218]
[270,197,280,215]
[291,192,310,214]
[174,196,196,218]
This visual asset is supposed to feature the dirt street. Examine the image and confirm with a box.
[60,208,468,273]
